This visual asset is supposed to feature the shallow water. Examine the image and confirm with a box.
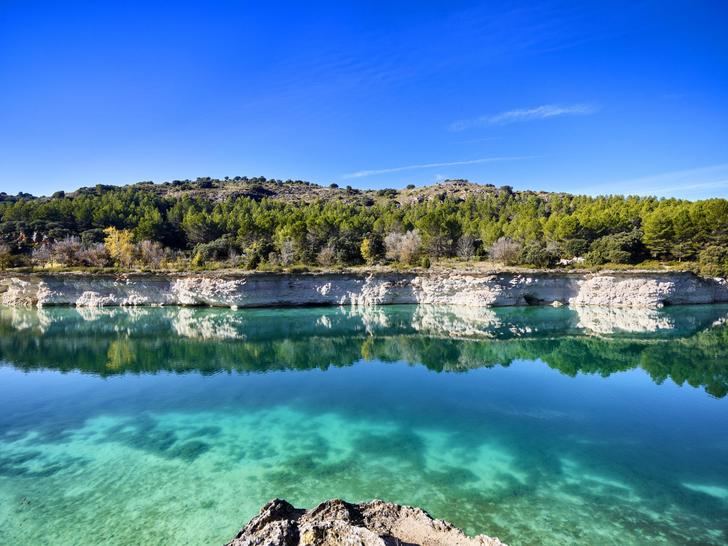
[0,304,727,545]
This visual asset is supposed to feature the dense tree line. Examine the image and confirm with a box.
[0,177,726,275]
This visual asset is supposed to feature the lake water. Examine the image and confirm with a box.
[0,304,727,545]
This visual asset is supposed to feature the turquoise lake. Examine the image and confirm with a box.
[0,304,727,545]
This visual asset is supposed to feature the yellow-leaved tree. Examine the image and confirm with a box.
[104,227,135,268]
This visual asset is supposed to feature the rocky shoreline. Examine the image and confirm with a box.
[1,270,727,308]
[226,499,504,546]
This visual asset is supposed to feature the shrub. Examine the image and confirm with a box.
[316,243,336,266]
[77,243,109,267]
[585,230,645,265]
[360,234,385,264]
[489,237,521,265]
[399,231,422,265]
[384,232,403,261]
[50,236,82,266]
[138,240,165,269]
[456,235,476,260]
[519,241,558,268]
[278,238,296,266]
[698,245,728,277]
[31,244,52,267]
[385,230,421,265]
[243,240,271,270]
[192,237,238,265]
[245,253,261,270]
[332,235,363,265]
[104,227,135,268]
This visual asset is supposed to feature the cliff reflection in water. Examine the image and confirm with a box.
[1,304,727,397]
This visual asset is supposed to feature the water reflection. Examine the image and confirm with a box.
[1,304,728,545]
[2,304,728,397]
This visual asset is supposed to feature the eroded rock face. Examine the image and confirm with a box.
[225,499,505,546]
[1,271,726,308]
[568,274,726,307]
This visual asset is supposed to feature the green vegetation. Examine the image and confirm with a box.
[1,177,726,275]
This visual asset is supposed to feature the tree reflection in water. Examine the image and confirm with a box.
[1,304,727,398]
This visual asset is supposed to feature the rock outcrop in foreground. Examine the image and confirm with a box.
[2,270,727,308]
[226,499,505,546]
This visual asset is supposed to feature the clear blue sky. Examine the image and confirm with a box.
[1,0,727,198]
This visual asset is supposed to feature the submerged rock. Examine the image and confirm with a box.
[225,498,505,546]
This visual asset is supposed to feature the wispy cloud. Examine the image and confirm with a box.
[601,163,728,198]
[647,179,728,197]
[450,103,598,131]
[341,156,534,179]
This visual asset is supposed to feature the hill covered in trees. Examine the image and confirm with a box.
[1,177,726,276]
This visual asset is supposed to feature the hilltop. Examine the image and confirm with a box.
[1,177,555,206]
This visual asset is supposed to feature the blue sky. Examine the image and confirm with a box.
[1,0,727,198]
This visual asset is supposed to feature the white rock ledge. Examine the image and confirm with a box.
[1,271,726,308]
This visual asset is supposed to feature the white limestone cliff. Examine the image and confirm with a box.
[1,271,726,309]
